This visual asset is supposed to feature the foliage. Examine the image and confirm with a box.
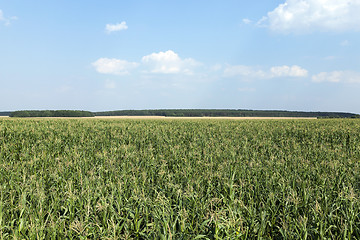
[95,109,360,118]
[5,109,360,118]
[9,110,94,118]
[0,118,360,238]
[0,112,11,117]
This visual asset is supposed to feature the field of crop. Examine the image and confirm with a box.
[0,118,360,239]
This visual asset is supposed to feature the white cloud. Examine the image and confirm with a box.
[224,64,308,79]
[224,65,267,78]
[0,9,16,26]
[312,71,360,83]
[92,58,138,75]
[105,21,128,33]
[92,50,201,76]
[270,65,308,77]
[260,0,360,33]
[242,18,252,24]
[141,50,200,74]
[210,64,222,72]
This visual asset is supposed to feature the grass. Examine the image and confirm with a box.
[0,118,359,239]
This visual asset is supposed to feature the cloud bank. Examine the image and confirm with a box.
[93,50,200,75]
[224,64,308,79]
[93,51,360,86]
[260,0,360,33]
[312,71,360,83]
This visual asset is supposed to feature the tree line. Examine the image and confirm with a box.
[95,109,360,118]
[0,112,11,116]
[9,110,94,118]
[4,109,359,118]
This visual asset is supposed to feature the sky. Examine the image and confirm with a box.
[1,0,360,113]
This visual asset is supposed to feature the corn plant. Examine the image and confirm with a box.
[0,118,359,239]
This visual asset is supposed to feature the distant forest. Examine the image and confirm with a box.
[0,112,11,116]
[2,109,359,118]
[9,110,94,118]
[95,109,360,118]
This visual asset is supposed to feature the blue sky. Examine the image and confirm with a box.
[1,0,360,113]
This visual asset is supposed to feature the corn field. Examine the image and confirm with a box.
[0,118,359,239]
